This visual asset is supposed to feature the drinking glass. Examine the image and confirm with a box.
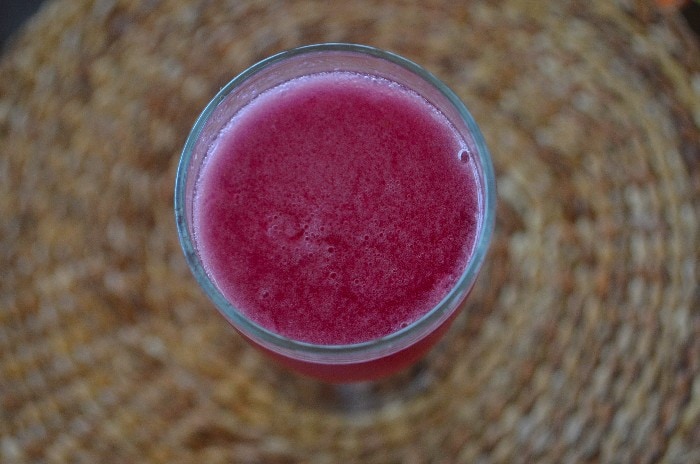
[174,43,496,385]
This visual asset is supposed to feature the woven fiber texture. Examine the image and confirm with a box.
[1,0,699,462]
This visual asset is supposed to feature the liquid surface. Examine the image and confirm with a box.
[194,71,480,345]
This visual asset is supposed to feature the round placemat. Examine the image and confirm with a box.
[1,0,699,462]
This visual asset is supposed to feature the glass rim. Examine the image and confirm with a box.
[174,43,496,363]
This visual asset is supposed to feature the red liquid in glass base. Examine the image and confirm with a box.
[194,71,481,381]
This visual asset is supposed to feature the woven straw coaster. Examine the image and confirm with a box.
[1,0,699,462]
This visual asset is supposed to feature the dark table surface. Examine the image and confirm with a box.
[0,0,44,47]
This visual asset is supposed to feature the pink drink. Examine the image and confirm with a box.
[176,45,495,383]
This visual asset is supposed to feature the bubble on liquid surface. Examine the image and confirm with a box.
[458,148,470,164]
[266,212,304,241]
[259,288,271,300]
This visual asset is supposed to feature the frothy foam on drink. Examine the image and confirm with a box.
[194,71,481,345]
